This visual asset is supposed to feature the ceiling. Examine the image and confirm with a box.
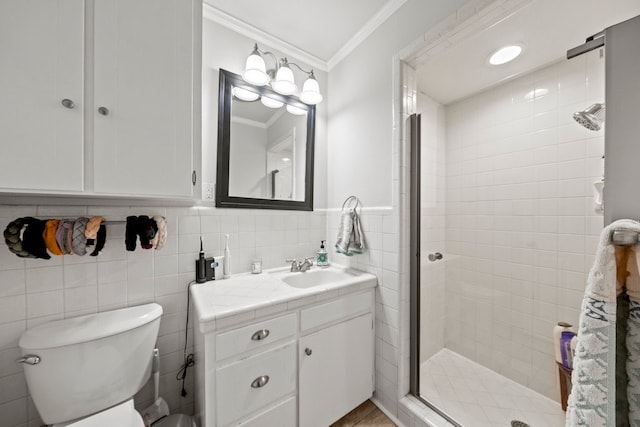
[417,0,640,104]
[204,0,392,63]
[204,0,640,104]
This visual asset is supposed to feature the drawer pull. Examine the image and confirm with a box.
[251,329,270,341]
[305,348,312,356]
[250,375,269,388]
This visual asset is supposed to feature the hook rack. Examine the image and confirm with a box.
[612,228,640,246]
[341,195,360,211]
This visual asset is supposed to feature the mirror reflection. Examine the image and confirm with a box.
[216,69,315,211]
[228,89,306,201]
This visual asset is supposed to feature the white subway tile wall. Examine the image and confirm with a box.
[441,48,604,400]
[0,205,325,427]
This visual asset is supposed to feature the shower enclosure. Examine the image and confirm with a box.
[409,47,606,427]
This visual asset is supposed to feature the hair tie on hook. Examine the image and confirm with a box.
[89,224,106,256]
[125,216,138,251]
[43,220,64,256]
[152,216,167,250]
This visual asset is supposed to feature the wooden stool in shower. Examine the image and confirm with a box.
[557,362,572,411]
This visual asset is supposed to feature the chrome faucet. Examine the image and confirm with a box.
[286,257,315,272]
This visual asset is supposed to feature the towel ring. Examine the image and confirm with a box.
[341,195,360,211]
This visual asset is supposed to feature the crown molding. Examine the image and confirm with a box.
[203,3,328,72]
[327,0,408,70]
[231,115,267,129]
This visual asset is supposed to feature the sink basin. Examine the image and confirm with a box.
[272,265,374,289]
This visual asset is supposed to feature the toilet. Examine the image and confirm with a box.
[18,303,163,426]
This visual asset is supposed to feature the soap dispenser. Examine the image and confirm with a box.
[317,240,329,267]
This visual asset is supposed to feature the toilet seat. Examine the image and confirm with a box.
[53,399,144,427]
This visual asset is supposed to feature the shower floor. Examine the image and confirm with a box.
[420,349,566,427]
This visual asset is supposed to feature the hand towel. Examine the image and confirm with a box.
[566,219,640,426]
[625,247,640,424]
[335,197,366,256]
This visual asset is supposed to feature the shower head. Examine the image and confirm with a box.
[573,103,605,131]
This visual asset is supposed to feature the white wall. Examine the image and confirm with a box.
[326,0,471,419]
[327,0,469,209]
[442,48,604,400]
[604,15,640,224]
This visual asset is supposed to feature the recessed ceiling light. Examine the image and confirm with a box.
[489,45,523,65]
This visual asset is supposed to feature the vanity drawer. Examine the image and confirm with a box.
[216,342,296,426]
[215,313,296,361]
[237,397,296,427]
[300,290,373,332]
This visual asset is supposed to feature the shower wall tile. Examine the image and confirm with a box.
[442,48,604,401]
[0,205,326,427]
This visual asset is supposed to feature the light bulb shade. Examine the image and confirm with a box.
[243,52,270,86]
[300,76,323,104]
[261,96,284,109]
[286,104,306,115]
[232,86,260,102]
[273,65,296,95]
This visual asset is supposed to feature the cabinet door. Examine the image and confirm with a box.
[0,0,84,192]
[93,0,195,197]
[299,313,374,427]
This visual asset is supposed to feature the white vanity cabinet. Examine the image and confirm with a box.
[193,288,375,427]
[0,0,199,198]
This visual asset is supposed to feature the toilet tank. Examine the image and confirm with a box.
[19,303,163,425]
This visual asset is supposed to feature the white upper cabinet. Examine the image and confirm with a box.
[0,0,85,192]
[93,0,196,197]
[0,0,199,199]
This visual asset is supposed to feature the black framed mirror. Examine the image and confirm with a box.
[215,69,315,210]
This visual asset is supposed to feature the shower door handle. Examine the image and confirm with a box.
[428,252,443,262]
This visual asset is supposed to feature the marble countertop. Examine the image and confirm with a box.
[191,264,377,333]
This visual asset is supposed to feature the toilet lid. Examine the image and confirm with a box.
[53,399,144,427]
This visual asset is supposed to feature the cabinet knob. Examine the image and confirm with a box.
[61,99,75,109]
[250,375,269,388]
[305,348,312,356]
[97,106,109,116]
[251,329,270,341]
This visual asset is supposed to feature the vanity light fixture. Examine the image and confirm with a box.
[488,44,523,65]
[242,43,323,105]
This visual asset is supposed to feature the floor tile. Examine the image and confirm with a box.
[420,349,565,427]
